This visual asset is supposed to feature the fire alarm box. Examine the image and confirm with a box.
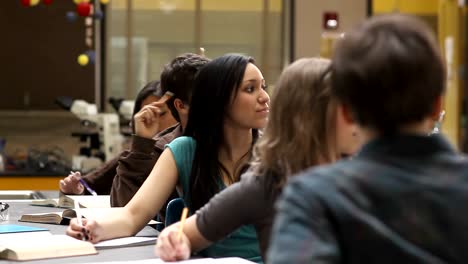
[320,11,343,58]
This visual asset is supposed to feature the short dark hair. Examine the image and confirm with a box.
[184,53,259,211]
[331,14,445,134]
[133,80,162,115]
[132,80,161,133]
[160,53,210,122]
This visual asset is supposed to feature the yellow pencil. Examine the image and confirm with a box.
[177,207,189,241]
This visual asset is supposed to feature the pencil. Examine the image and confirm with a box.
[74,200,87,241]
[70,171,98,196]
[74,200,83,226]
[79,178,98,196]
[158,91,174,104]
[177,207,189,241]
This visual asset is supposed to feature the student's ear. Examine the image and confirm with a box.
[174,98,189,114]
[339,103,355,124]
[430,95,443,121]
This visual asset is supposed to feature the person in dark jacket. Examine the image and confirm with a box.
[268,14,468,264]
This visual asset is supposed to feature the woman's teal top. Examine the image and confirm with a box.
[166,136,262,263]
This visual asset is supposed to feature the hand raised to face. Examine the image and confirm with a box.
[133,101,169,139]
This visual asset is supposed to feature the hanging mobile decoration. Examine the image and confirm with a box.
[66,11,78,22]
[78,2,95,66]
[94,10,104,20]
[85,50,96,64]
[21,0,40,7]
[77,54,89,66]
[18,0,111,66]
[76,2,92,17]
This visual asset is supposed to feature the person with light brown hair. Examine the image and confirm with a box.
[154,57,361,262]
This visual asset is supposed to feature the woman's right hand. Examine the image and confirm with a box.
[66,217,104,243]
[155,224,191,261]
[59,171,84,195]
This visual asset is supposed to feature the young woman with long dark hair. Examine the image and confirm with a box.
[66,54,270,262]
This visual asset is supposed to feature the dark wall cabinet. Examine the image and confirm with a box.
[0,1,94,110]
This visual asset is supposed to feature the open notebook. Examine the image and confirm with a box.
[0,232,159,261]
[31,195,111,208]
[19,207,160,225]
[0,232,97,261]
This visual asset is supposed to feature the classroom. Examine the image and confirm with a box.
[1,0,468,263]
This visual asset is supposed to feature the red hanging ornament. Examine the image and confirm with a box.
[21,0,39,6]
[43,0,53,5]
[76,2,91,17]
[21,0,31,7]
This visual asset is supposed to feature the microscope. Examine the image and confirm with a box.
[108,97,135,136]
[56,97,123,172]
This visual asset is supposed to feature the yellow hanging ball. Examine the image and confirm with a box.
[74,0,90,3]
[30,0,40,6]
[100,0,110,4]
[77,54,89,66]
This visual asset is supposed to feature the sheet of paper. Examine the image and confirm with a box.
[80,257,256,264]
[209,258,257,263]
[0,231,52,242]
[94,236,156,249]
[66,195,111,208]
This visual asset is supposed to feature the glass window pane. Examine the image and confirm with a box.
[107,0,196,102]
[106,0,283,102]
[201,0,283,85]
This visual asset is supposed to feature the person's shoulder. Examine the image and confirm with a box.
[169,136,194,146]
[288,159,354,192]
[239,167,264,188]
[166,136,196,154]
[154,123,180,138]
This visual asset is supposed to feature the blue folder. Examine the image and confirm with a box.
[0,224,48,234]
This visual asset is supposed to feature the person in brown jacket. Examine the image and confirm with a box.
[59,54,210,220]
[59,80,176,196]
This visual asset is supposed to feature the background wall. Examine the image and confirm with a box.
[0,0,369,174]
[0,1,94,110]
[106,0,283,102]
[294,0,367,59]
[0,0,285,174]
[0,1,98,173]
